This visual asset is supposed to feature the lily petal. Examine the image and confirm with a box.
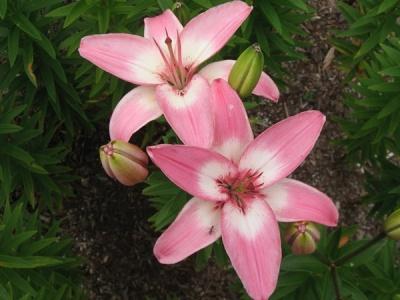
[263,179,339,227]
[211,79,253,162]
[147,144,236,202]
[239,111,325,187]
[156,75,214,147]
[181,1,252,67]
[199,60,279,101]
[109,86,162,142]
[79,33,165,85]
[154,197,221,264]
[144,9,183,47]
[221,198,281,300]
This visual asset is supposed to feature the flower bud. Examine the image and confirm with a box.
[172,2,190,25]
[228,43,264,98]
[384,208,400,240]
[285,222,320,255]
[99,140,148,186]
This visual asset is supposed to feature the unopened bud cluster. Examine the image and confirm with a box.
[285,222,320,255]
[228,43,264,98]
[384,208,400,240]
[100,140,148,186]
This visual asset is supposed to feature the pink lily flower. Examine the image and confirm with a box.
[147,80,338,300]
[78,1,279,147]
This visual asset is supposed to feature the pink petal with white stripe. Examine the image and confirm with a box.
[147,144,236,202]
[253,72,280,102]
[211,79,253,162]
[156,75,214,147]
[109,86,162,142]
[263,178,339,227]
[79,33,165,85]
[181,1,252,67]
[144,9,183,47]
[198,60,280,101]
[239,111,326,187]
[154,198,221,264]
[221,198,281,300]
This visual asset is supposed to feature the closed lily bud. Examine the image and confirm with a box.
[285,222,320,255]
[384,208,400,240]
[99,140,148,186]
[228,43,264,98]
[172,2,190,25]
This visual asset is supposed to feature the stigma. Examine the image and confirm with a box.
[217,169,264,212]
[153,29,193,90]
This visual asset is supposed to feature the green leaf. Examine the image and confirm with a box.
[13,14,42,40]
[259,2,282,34]
[195,244,212,271]
[378,0,399,14]
[4,231,37,252]
[64,1,92,28]
[377,97,400,119]
[0,0,7,19]
[338,239,387,267]
[157,0,174,10]
[191,0,212,8]
[97,6,110,33]
[35,34,56,59]
[285,0,309,11]
[0,255,62,269]
[354,30,381,59]
[281,255,327,273]
[21,172,35,207]
[0,124,22,134]
[380,66,400,77]
[46,3,75,17]
[23,41,37,87]
[369,82,400,92]
[7,28,19,66]
[0,144,47,174]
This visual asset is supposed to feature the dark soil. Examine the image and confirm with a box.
[63,1,370,299]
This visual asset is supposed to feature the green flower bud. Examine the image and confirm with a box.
[228,43,264,98]
[99,140,148,186]
[172,2,190,25]
[285,222,320,255]
[384,208,400,240]
[393,294,400,300]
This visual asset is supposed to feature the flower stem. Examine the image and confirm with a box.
[330,264,342,300]
[334,231,386,267]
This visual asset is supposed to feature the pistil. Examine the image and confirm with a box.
[153,29,189,90]
[217,169,264,213]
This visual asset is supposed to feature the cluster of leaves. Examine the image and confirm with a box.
[0,202,83,299]
[331,0,400,216]
[269,228,400,300]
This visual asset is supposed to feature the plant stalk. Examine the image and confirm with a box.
[334,231,387,267]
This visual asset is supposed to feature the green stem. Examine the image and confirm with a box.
[330,264,342,300]
[326,224,400,300]
[334,231,386,267]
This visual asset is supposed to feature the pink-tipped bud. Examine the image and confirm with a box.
[99,140,148,186]
[384,208,400,240]
[285,222,320,255]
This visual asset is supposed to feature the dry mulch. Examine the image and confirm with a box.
[63,1,372,299]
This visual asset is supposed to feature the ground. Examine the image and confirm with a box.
[63,1,371,299]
